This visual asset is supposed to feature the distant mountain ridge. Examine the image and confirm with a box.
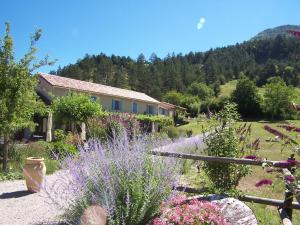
[251,25,300,41]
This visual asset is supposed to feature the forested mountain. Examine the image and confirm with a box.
[52,25,300,100]
[251,25,300,41]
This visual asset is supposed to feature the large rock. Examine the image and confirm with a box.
[212,197,257,225]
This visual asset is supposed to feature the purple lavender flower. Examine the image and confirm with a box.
[255,179,273,187]
[244,155,257,160]
[285,175,295,182]
[45,131,179,224]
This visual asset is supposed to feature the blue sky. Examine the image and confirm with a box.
[0,0,299,72]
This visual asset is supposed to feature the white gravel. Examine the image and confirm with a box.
[0,173,65,225]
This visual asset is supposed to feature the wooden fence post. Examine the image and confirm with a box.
[281,154,296,222]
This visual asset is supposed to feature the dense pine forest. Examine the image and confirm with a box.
[50,26,300,115]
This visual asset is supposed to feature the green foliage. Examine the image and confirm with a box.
[231,76,261,117]
[162,126,185,140]
[203,103,250,193]
[185,129,193,137]
[200,96,231,113]
[187,82,214,100]
[162,91,184,106]
[263,76,296,120]
[136,114,173,127]
[51,129,77,157]
[51,92,103,124]
[181,95,201,117]
[55,34,300,100]
[0,22,54,170]
[87,113,140,141]
[0,170,23,181]
[1,141,59,180]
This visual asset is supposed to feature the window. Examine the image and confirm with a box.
[112,99,122,111]
[132,102,138,113]
[146,105,155,115]
[159,107,166,115]
[91,96,97,101]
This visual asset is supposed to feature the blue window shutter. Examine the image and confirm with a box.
[136,103,138,113]
[112,99,115,110]
[120,101,122,112]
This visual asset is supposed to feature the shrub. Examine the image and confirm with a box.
[87,113,140,141]
[185,129,193,137]
[153,194,227,225]
[47,132,178,225]
[162,126,186,140]
[51,130,77,158]
[2,141,58,179]
[51,92,104,124]
[203,103,251,193]
[231,76,261,117]
[136,114,173,128]
[200,96,231,113]
[263,76,296,120]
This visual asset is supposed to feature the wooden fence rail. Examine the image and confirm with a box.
[150,150,294,168]
[151,150,299,225]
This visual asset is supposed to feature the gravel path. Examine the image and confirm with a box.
[0,172,64,225]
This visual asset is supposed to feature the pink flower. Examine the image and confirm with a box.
[153,194,228,225]
[285,175,295,182]
[244,155,257,160]
[265,167,274,173]
[255,179,273,187]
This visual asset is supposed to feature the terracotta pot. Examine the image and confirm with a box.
[23,157,46,192]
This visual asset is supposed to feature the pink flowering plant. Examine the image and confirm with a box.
[153,194,227,225]
[259,124,300,195]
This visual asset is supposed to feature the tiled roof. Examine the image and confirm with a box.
[159,101,187,111]
[39,73,159,104]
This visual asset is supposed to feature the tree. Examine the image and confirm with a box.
[51,92,103,125]
[231,76,261,117]
[0,23,53,171]
[162,91,184,106]
[187,82,214,100]
[263,77,296,120]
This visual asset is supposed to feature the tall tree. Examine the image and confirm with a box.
[0,23,53,171]
[263,77,296,120]
[231,76,261,117]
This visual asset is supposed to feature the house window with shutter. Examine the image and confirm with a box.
[112,99,122,111]
[132,102,138,113]
[146,105,155,115]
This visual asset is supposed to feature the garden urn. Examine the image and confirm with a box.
[23,157,46,192]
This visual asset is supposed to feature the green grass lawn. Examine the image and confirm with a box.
[219,79,300,103]
[176,117,210,135]
[178,119,300,224]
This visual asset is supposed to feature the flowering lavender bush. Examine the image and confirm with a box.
[47,132,178,225]
[153,194,227,225]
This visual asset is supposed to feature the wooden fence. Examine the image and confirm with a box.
[150,150,300,225]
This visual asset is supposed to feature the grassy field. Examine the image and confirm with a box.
[176,116,210,135]
[178,119,300,225]
[219,79,300,103]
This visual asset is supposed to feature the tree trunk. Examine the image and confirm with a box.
[2,134,9,171]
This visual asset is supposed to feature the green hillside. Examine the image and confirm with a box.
[220,80,300,103]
